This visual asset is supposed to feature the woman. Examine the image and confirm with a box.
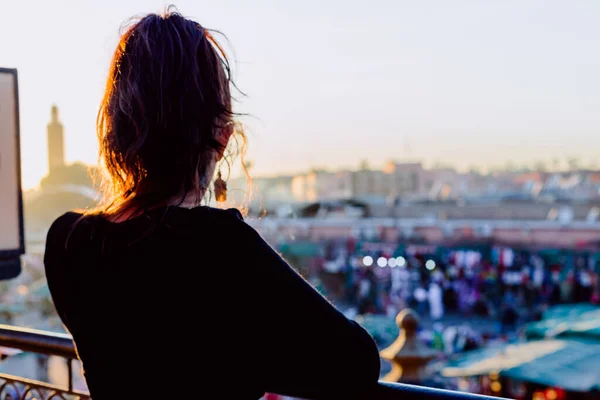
[43,8,380,400]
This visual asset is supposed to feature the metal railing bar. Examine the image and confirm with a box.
[0,372,90,397]
[0,324,511,399]
[0,324,76,359]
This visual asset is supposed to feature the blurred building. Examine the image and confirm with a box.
[292,170,353,202]
[383,161,427,196]
[202,155,600,222]
[422,167,460,200]
[227,175,295,212]
[351,168,389,200]
[249,213,600,248]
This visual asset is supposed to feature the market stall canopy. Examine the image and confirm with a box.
[278,241,321,257]
[543,304,599,320]
[440,339,600,392]
[525,304,600,340]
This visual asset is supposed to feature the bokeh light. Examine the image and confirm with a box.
[425,259,436,270]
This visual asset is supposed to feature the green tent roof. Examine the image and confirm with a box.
[279,241,321,257]
[441,339,600,392]
[542,304,599,320]
[524,304,600,340]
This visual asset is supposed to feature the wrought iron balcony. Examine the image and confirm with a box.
[0,324,88,399]
[0,324,503,400]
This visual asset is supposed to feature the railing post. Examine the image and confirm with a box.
[379,309,439,384]
[36,353,49,382]
[67,357,73,392]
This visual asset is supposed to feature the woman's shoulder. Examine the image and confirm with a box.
[196,206,262,240]
[220,207,244,222]
[194,206,245,224]
[47,211,84,241]
[44,212,84,286]
[44,211,90,257]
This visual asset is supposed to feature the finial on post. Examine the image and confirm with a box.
[380,309,438,384]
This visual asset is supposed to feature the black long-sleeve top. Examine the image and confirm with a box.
[44,206,381,399]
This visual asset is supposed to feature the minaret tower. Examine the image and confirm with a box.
[47,105,65,173]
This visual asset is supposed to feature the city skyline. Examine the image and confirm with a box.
[2,0,599,189]
[31,102,600,193]
[29,99,600,189]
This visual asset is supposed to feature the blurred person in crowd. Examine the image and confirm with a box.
[442,326,458,355]
[414,285,428,316]
[499,302,519,334]
[357,268,377,314]
[458,325,481,352]
[432,322,445,351]
[428,281,444,321]
[561,269,574,302]
[43,8,380,399]
[575,268,593,302]
[550,269,563,304]
[443,278,459,312]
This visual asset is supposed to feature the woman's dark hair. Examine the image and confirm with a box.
[93,6,247,218]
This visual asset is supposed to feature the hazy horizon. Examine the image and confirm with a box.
[2,0,599,189]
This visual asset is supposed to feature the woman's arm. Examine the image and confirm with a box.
[43,212,79,330]
[231,214,381,399]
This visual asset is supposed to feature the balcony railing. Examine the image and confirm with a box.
[0,324,88,400]
[0,324,503,400]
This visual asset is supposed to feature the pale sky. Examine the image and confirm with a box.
[1,0,599,189]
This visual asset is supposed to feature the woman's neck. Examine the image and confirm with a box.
[176,201,200,209]
[174,192,204,209]
[101,189,207,223]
